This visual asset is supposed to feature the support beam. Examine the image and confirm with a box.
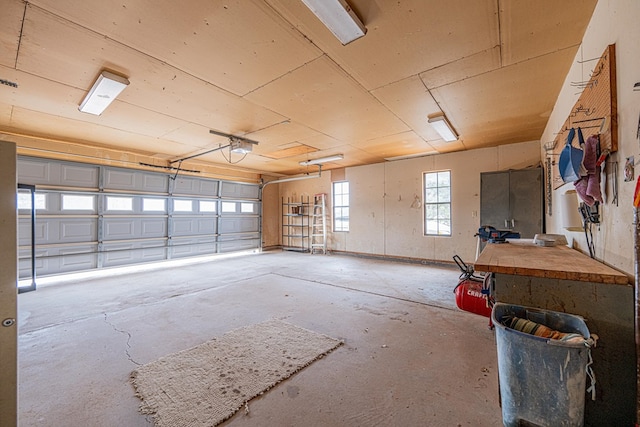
[0,141,17,427]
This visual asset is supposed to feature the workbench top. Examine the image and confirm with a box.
[474,240,629,285]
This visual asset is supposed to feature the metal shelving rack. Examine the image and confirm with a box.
[282,196,310,252]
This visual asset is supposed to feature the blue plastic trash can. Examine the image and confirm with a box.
[492,303,594,427]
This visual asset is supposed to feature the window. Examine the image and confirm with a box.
[173,199,193,212]
[106,196,133,211]
[17,193,47,210]
[333,181,349,232]
[240,203,254,213]
[199,200,216,213]
[424,171,451,236]
[62,194,94,211]
[143,198,165,212]
[222,202,237,213]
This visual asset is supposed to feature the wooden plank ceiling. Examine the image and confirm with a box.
[0,0,597,177]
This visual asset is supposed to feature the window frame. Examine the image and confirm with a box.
[423,170,452,237]
[332,181,349,232]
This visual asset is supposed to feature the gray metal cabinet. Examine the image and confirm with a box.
[480,168,543,238]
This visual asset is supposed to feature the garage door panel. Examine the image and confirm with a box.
[60,219,97,242]
[143,174,169,193]
[173,176,219,196]
[39,218,97,244]
[18,158,51,184]
[35,245,98,276]
[18,247,38,279]
[61,164,99,188]
[103,168,168,193]
[104,219,134,239]
[19,257,32,279]
[140,218,166,237]
[103,218,166,240]
[219,217,259,233]
[172,218,195,235]
[18,158,99,188]
[171,237,217,258]
[102,239,167,267]
[197,218,216,234]
[219,233,260,252]
[59,248,97,268]
[220,182,259,199]
[18,218,33,246]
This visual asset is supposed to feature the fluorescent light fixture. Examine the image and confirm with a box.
[300,0,366,45]
[299,154,344,166]
[79,71,129,115]
[384,151,439,161]
[428,113,458,142]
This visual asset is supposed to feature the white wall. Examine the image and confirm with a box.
[541,0,640,276]
[275,140,541,263]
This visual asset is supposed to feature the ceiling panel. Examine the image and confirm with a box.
[16,7,287,147]
[6,107,192,157]
[29,0,322,96]
[371,75,443,145]
[349,131,436,158]
[246,55,409,143]
[245,121,322,155]
[432,47,578,149]
[267,0,500,91]
[419,47,502,90]
[0,0,24,68]
[500,0,598,66]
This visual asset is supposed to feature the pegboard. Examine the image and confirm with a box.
[551,44,617,190]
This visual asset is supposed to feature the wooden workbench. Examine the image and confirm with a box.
[474,240,629,285]
[474,240,634,426]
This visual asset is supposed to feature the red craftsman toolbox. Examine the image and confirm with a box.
[453,255,494,328]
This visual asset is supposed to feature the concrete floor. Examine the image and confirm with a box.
[17,251,502,427]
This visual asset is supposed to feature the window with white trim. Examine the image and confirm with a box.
[199,200,216,213]
[332,181,349,232]
[18,193,47,210]
[62,194,94,211]
[423,171,451,236]
[106,196,133,211]
[222,202,237,213]
[143,198,166,212]
[173,199,193,212]
[240,202,254,213]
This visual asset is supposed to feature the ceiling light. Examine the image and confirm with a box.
[428,113,459,142]
[300,0,366,45]
[229,137,255,154]
[299,154,344,166]
[384,151,439,161]
[79,71,129,115]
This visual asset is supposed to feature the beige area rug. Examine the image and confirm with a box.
[130,319,343,427]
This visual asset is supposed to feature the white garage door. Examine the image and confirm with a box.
[17,157,260,278]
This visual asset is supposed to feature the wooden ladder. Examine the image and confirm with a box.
[310,193,327,254]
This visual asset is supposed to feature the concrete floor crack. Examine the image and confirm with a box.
[103,313,142,366]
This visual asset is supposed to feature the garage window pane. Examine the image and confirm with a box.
[241,203,254,213]
[199,201,216,213]
[106,196,133,211]
[18,193,47,210]
[62,194,94,210]
[222,202,237,213]
[143,198,165,212]
[173,200,193,212]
